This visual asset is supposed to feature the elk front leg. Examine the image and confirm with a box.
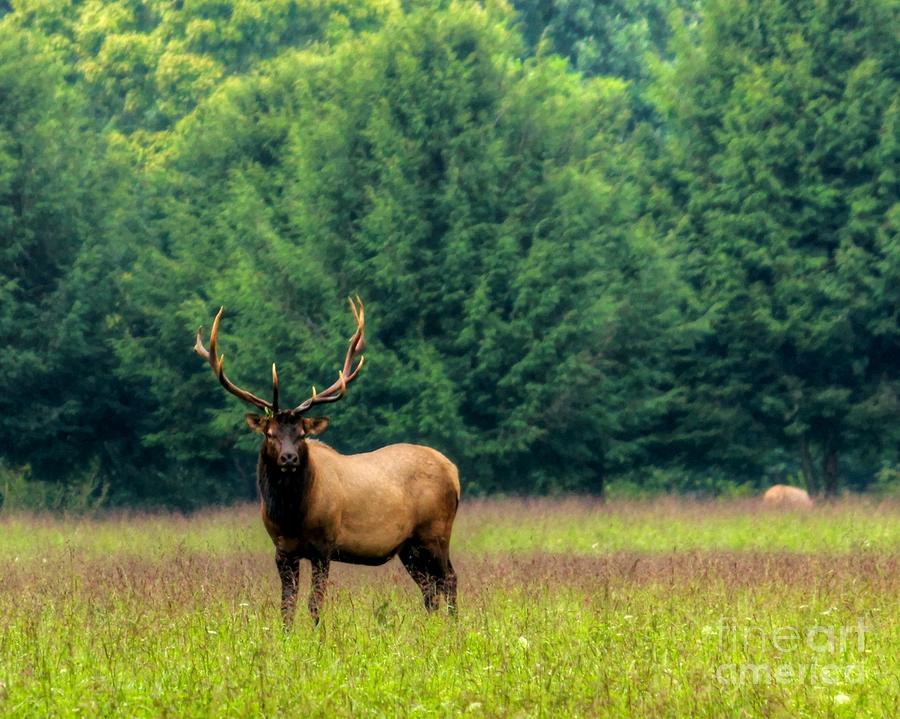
[308,556,331,624]
[275,551,301,629]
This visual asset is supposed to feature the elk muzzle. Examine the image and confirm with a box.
[276,443,300,472]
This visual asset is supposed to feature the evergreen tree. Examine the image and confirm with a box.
[655,0,899,493]
[118,3,686,496]
[0,24,135,486]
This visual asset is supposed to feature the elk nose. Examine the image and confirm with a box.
[279,451,299,467]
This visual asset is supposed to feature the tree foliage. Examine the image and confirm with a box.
[0,24,136,486]
[655,0,899,493]
[0,0,896,506]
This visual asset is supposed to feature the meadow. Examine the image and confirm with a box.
[0,497,897,717]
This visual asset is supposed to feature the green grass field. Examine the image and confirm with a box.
[0,497,897,717]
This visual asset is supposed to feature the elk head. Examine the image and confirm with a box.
[194,297,366,473]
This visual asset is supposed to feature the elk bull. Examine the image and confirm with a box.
[195,298,459,626]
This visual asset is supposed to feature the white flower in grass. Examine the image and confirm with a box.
[833,694,852,707]
[517,635,529,650]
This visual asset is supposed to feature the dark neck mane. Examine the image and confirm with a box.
[257,441,314,537]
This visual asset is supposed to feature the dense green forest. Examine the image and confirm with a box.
[0,0,897,508]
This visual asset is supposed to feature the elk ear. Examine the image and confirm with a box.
[302,416,330,436]
[245,414,268,433]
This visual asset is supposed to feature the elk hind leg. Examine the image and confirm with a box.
[399,543,441,612]
[442,557,458,616]
[430,537,457,615]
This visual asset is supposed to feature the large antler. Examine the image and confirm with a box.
[292,296,366,415]
[194,307,276,412]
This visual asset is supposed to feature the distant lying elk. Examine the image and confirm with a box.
[762,484,813,508]
[195,298,459,626]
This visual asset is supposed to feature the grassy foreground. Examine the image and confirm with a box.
[0,498,897,717]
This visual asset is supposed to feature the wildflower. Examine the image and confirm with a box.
[518,636,529,650]
[833,694,852,707]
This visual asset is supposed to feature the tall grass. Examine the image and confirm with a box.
[0,498,897,717]
[1,496,896,561]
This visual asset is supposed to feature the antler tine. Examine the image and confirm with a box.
[209,306,223,372]
[292,297,366,414]
[272,363,279,414]
[194,306,273,412]
[296,371,349,412]
[349,294,362,325]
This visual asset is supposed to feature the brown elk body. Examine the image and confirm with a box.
[195,299,459,626]
[762,484,814,508]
